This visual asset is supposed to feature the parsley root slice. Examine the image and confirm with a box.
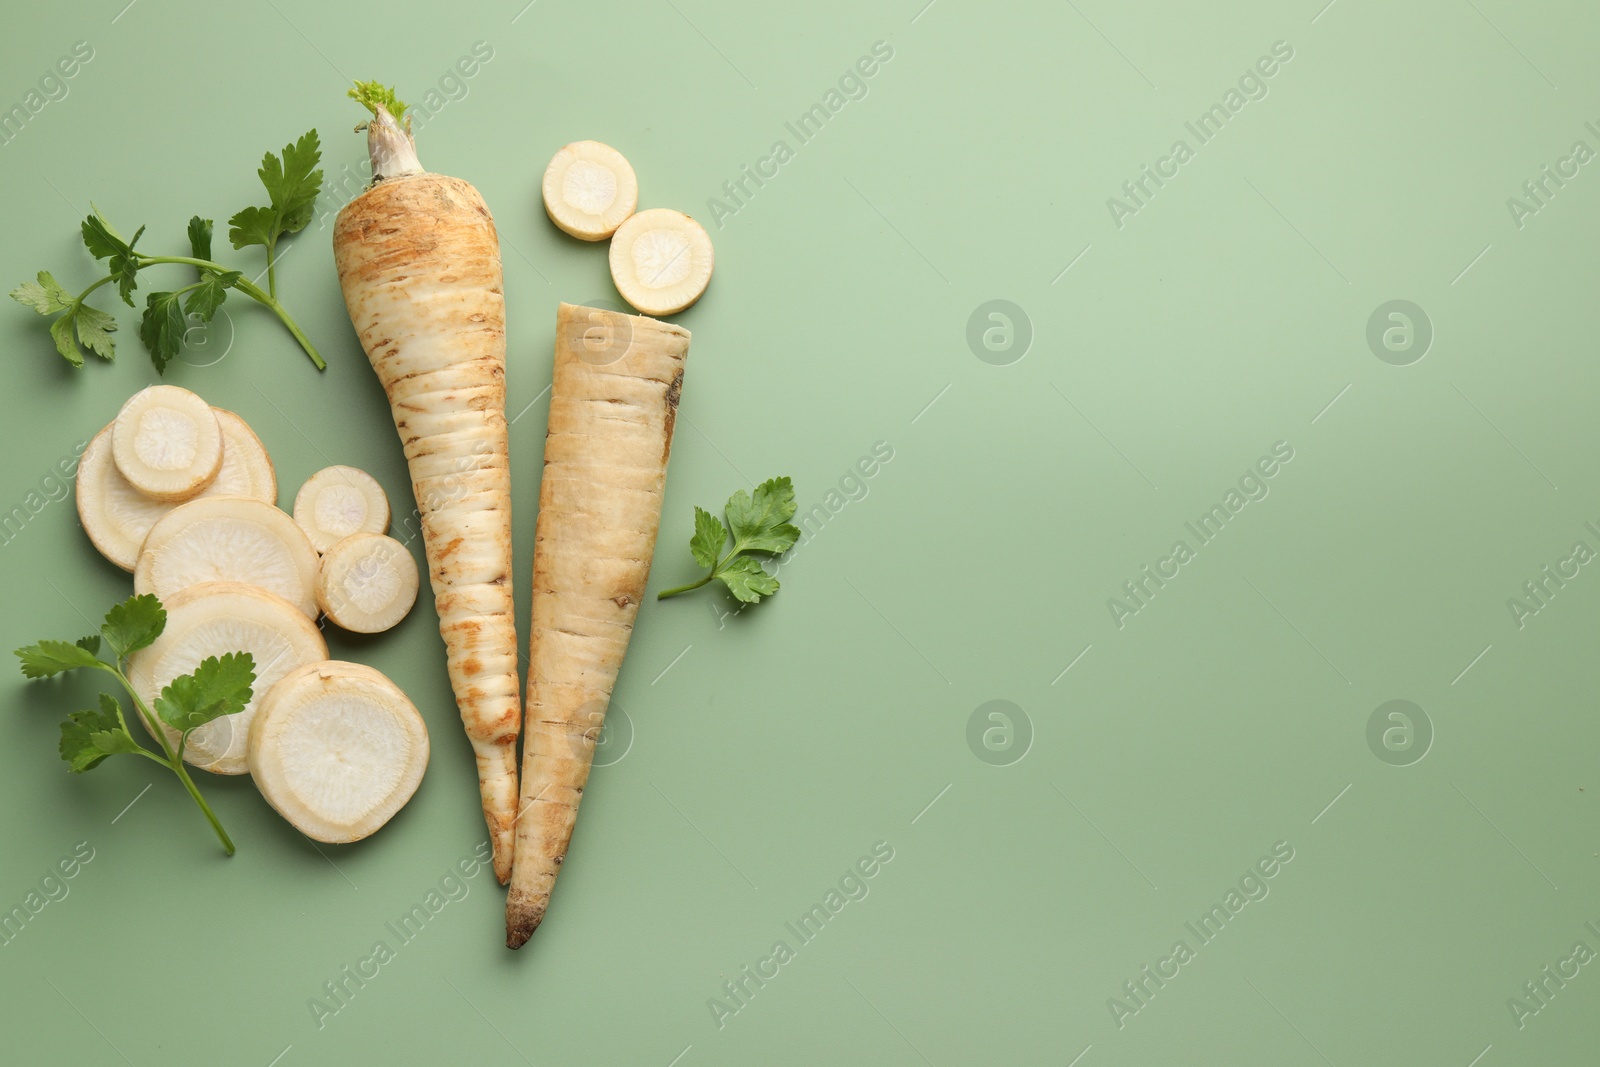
[334,85,520,882]
[293,465,391,553]
[542,141,639,241]
[316,533,419,633]
[77,408,276,571]
[111,385,224,502]
[134,496,319,619]
[249,661,429,843]
[608,208,714,316]
[506,302,689,949]
[127,582,327,774]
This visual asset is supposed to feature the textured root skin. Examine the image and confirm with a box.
[505,303,688,948]
[334,172,520,884]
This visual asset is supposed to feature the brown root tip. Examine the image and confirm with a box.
[506,902,544,950]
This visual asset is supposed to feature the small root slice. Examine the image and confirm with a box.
[608,208,713,316]
[293,465,391,553]
[134,496,320,618]
[127,582,328,774]
[317,533,420,633]
[542,141,638,241]
[111,385,224,502]
[212,409,278,504]
[249,661,430,843]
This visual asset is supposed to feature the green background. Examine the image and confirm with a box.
[2,0,1597,1063]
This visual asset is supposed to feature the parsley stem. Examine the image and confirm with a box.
[171,760,235,855]
[137,255,326,371]
[657,574,715,599]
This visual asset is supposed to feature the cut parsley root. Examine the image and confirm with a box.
[293,465,390,553]
[542,141,639,241]
[506,302,688,949]
[335,83,521,881]
[77,408,277,571]
[15,593,254,854]
[111,385,224,502]
[9,130,327,373]
[249,661,429,843]
[608,208,713,316]
[135,496,319,619]
[316,533,419,633]
[127,582,327,775]
[657,477,799,603]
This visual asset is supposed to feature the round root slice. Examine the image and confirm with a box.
[111,385,224,502]
[249,661,430,843]
[212,409,277,504]
[134,496,320,618]
[608,208,714,316]
[79,415,278,572]
[127,582,328,775]
[543,140,639,241]
[293,465,391,553]
[317,533,420,633]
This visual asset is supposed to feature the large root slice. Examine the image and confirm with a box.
[212,409,277,504]
[134,496,319,618]
[127,581,328,774]
[111,385,224,501]
[249,661,430,843]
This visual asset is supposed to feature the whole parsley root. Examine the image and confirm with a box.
[657,477,799,603]
[10,131,326,372]
[15,594,254,855]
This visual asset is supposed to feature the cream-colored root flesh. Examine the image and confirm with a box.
[111,385,224,502]
[249,661,429,843]
[127,582,327,774]
[316,533,419,633]
[334,171,521,883]
[134,496,319,618]
[608,208,714,316]
[78,413,277,572]
[293,465,391,553]
[506,302,688,948]
[542,141,638,241]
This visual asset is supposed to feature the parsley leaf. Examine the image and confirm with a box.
[14,638,108,679]
[80,210,130,261]
[228,130,323,250]
[717,556,780,603]
[690,507,726,569]
[59,694,140,772]
[101,594,166,659]
[658,477,798,606]
[75,303,116,361]
[154,652,254,734]
[50,314,84,368]
[348,81,409,126]
[187,215,212,263]
[185,270,238,324]
[725,477,801,555]
[11,271,72,315]
[139,290,187,374]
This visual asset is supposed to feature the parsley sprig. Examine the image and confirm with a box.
[10,130,326,373]
[15,594,254,855]
[658,477,800,603]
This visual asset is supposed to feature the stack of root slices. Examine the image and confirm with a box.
[79,384,427,843]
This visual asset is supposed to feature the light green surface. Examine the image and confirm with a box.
[2,1,1598,1063]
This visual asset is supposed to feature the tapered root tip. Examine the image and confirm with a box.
[506,903,544,950]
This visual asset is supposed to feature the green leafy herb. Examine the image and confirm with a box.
[9,134,327,374]
[347,81,409,128]
[658,477,800,604]
[15,593,253,855]
[227,129,323,298]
